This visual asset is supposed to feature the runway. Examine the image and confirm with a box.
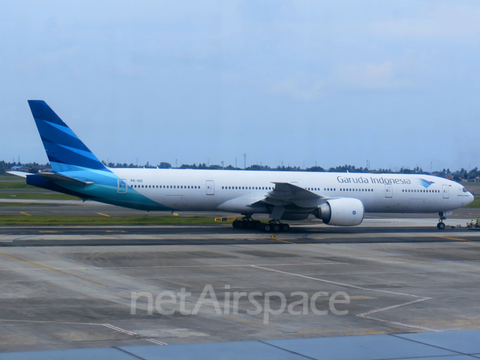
[1,205,480,353]
[0,220,479,247]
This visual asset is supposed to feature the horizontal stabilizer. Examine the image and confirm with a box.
[6,171,34,178]
[37,172,94,186]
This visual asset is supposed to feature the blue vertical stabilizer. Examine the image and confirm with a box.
[28,100,108,172]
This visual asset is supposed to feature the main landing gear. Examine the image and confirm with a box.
[232,218,290,232]
[437,212,447,230]
[260,221,290,233]
[232,218,262,230]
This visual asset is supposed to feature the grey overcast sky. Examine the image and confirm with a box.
[1,1,480,171]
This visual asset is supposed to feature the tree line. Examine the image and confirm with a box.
[1,160,478,181]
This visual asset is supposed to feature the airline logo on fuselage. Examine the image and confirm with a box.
[419,178,435,188]
[336,176,412,185]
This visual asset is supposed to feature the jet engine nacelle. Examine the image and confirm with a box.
[313,198,364,226]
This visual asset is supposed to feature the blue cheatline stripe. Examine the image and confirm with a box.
[43,119,80,139]
[57,144,102,161]
[42,141,106,171]
[36,120,91,152]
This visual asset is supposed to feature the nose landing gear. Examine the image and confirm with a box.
[437,212,447,230]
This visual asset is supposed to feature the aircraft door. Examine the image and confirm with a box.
[206,180,215,195]
[442,185,449,199]
[385,184,393,198]
[118,179,127,194]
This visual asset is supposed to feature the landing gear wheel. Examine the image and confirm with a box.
[262,223,271,232]
[272,224,281,232]
[232,220,239,228]
[281,224,290,232]
[437,222,445,230]
[237,220,244,229]
[246,221,253,229]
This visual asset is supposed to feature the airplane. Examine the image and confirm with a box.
[8,100,475,232]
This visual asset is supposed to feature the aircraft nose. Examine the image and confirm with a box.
[468,191,475,204]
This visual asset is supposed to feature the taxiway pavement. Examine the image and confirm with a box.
[0,205,480,353]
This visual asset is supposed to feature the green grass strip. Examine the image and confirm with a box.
[0,215,230,226]
[465,197,480,208]
[0,182,38,189]
[0,203,43,207]
[0,193,80,200]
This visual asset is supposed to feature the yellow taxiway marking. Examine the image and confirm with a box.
[215,217,237,222]
[223,315,263,327]
[106,230,127,233]
[270,234,480,273]
[0,252,107,287]
[437,236,469,242]
[19,212,31,216]
[97,212,110,217]
[297,328,382,334]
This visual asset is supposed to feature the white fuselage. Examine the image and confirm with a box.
[110,169,473,215]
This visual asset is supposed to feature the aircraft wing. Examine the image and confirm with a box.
[251,182,324,209]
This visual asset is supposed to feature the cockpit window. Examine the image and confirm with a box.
[462,187,467,193]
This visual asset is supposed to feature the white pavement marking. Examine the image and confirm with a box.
[251,265,438,333]
[103,324,168,345]
[357,298,439,333]
[0,320,168,345]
